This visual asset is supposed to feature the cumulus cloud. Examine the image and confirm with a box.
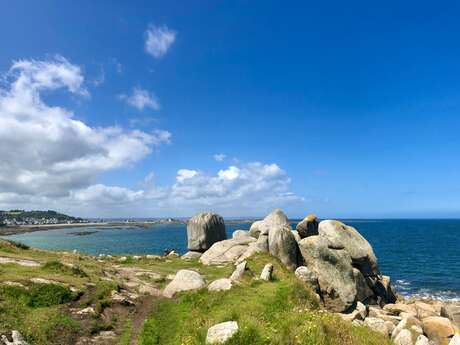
[213,153,226,161]
[119,87,160,111]
[145,25,176,58]
[0,56,170,206]
[0,56,302,217]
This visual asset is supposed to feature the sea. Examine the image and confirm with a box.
[2,219,459,302]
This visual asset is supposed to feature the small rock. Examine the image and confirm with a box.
[138,284,161,296]
[76,307,96,316]
[230,261,247,281]
[118,256,128,262]
[232,230,251,239]
[415,301,439,319]
[1,331,29,345]
[206,321,239,344]
[181,251,202,260]
[110,290,135,306]
[449,334,460,345]
[167,250,179,257]
[364,317,389,335]
[422,316,455,345]
[208,278,232,292]
[415,335,430,345]
[384,303,417,316]
[394,329,414,345]
[260,263,274,281]
[146,254,162,260]
[163,270,205,298]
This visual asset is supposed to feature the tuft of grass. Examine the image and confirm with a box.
[42,260,88,277]
[0,283,76,308]
[117,320,133,345]
[0,239,30,253]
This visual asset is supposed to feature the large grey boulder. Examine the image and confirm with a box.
[248,209,290,238]
[187,212,227,252]
[206,321,239,344]
[296,214,319,238]
[268,225,299,271]
[318,220,379,276]
[298,236,357,312]
[200,237,256,265]
[163,270,205,298]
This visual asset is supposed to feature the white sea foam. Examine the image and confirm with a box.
[394,280,460,301]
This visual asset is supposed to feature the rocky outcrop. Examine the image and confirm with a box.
[187,212,226,252]
[298,236,357,312]
[268,225,298,271]
[199,237,256,265]
[296,214,319,238]
[248,209,289,238]
[206,321,239,344]
[318,220,379,276]
[163,270,205,298]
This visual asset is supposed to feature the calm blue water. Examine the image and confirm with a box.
[2,219,460,301]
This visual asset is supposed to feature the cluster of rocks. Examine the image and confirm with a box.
[163,257,274,299]
[183,209,460,344]
[341,300,460,345]
[185,210,395,313]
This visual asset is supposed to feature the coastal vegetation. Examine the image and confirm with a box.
[0,238,391,345]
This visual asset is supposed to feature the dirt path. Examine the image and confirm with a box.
[128,296,156,345]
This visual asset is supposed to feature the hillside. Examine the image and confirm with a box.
[0,239,391,345]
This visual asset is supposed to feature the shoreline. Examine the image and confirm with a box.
[0,220,186,236]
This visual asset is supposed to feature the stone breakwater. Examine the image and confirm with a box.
[182,209,460,345]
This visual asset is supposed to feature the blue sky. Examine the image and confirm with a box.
[1,1,460,218]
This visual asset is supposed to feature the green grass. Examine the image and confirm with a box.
[117,321,133,345]
[0,239,394,345]
[42,260,88,278]
[138,253,392,345]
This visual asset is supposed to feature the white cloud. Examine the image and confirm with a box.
[145,25,176,58]
[213,153,226,161]
[0,56,302,217]
[119,87,160,111]
[71,184,144,204]
[0,56,170,204]
[176,169,198,183]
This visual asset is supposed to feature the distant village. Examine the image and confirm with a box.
[0,210,87,226]
[0,210,183,228]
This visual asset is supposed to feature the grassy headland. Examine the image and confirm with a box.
[0,239,391,345]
